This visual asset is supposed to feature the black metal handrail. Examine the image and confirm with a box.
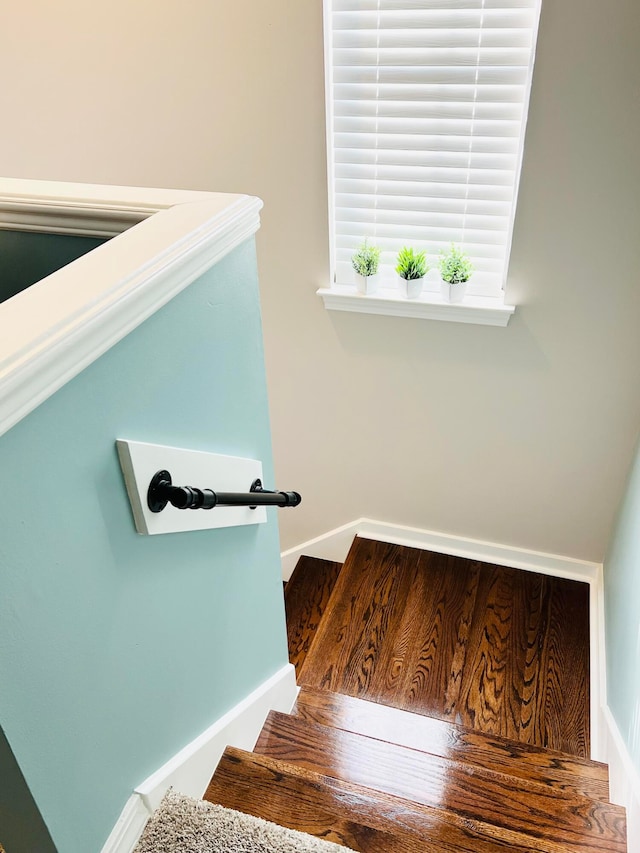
[147,470,302,513]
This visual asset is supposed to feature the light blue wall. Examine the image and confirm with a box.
[0,230,106,303]
[605,434,640,771]
[0,238,289,852]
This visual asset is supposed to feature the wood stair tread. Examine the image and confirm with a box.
[285,556,343,675]
[293,685,609,802]
[298,537,591,757]
[255,710,627,852]
[206,746,582,853]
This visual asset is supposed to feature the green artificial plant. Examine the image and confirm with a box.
[439,244,474,284]
[351,240,381,278]
[395,246,429,280]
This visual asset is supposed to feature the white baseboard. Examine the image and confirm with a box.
[589,567,606,765]
[100,663,297,853]
[100,795,151,853]
[281,520,362,581]
[281,518,601,583]
[600,704,640,849]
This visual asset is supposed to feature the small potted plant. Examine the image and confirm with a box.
[439,244,473,303]
[396,246,428,299]
[351,240,381,295]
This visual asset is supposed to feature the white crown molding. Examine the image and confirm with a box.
[0,178,262,438]
[0,178,224,237]
[317,286,515,327]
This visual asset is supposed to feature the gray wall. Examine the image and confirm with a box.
[0,230,105,303]
[0,0,638,563]
[0,240,288,852]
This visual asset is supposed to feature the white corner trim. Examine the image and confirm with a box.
[593,566,638,845]
[100,795,151,853]
[101,663,297,853]
[588,565,605,764]
[281,519,362,581]
[600,704,640,849]
[281,517,600,583]
[592,566,609,764]
[317,286,515,327]
[0,178,262,439]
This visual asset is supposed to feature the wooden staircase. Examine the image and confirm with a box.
[204,537,628,852]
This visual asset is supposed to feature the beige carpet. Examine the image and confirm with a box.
[134,790,357,853]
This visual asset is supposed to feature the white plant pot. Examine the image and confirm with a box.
[355,272,380,295]
[440,279,468,304]
[398,275,424,299]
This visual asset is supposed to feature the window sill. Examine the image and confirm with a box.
[317,286,515,327]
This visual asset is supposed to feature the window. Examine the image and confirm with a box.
[324,0,542,301]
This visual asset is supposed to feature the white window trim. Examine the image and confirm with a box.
[319,0,542,327]
[318,285,514,326]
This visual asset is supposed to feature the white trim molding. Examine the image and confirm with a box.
[99,796,151,853]
[100,663,297,853]
[281,518,600,583]
[600,704,640,850]
[0,179,232,237]
[0,178,262,438]
[317,286,515,327]
[593,564,638,846]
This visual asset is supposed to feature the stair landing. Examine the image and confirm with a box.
[298,536,591,756]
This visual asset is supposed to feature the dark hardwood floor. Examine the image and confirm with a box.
[255,711,625,852]
[284,555,342,674]
[207,746,558,853]
[297,537,591,756]
[204,537,625,853]
[293,686,609,802]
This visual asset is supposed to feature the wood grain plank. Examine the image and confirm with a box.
[537,577,591,755]
[298,537,591,755]
[255,712,626,852]
[456,566,513,735]
[509,569,547,747]
[284,556,342,675]
[206,746,580,853]
[293,686,609,802]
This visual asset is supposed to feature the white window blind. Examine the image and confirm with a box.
[326,0,541,297]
